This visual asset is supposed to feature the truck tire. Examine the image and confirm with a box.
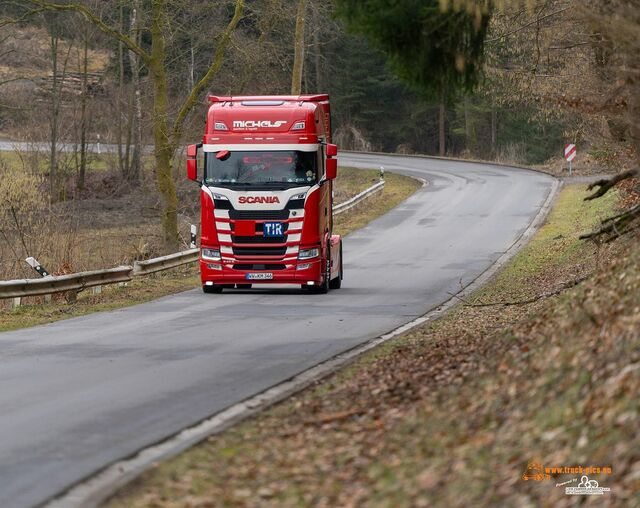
[329,242,343,289]
[314,247,331,294]
[203,284,223,294]
[315,277,329,294]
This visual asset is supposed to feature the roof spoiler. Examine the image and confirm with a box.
[208,94,329,103]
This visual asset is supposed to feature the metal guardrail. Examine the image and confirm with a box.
[1,179,385,300]
[333,179,385,215]
[133,249,199,276]
[0,266,133,299]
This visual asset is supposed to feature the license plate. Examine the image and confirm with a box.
[263,222,284,237]
[246,273,274,280]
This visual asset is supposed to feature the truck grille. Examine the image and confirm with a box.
[219,204,299,259]
[229,209,289,220]
[233,235,285,244]
[232,246,287,257]
[233,264,286,271]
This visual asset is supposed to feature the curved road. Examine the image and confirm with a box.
[0,154,554,508]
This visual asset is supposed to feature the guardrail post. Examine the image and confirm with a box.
[25,257,51,277]
[380,166,385,180]
[190,224,197,249]
[12,297,21,308]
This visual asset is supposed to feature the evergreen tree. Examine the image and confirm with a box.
[333,0,490,100]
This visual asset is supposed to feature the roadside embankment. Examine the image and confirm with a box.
[107,182,639,507]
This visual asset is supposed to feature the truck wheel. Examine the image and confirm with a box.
[315,277,329,294]
[203,284,223,294]
[314,251,330,294]
[329,242,343,289]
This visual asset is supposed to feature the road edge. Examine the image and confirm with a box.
[46,173,560,508]
[342,149,555,174]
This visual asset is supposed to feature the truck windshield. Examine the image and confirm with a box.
[205,150,317,189]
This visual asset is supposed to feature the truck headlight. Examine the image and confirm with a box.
[298,248,319,260]
[202,248,221,261]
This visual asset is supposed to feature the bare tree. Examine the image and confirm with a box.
[577,0,640,242]
[76,23,89,190]
[28,0,245,249]
[291,0,306,94]
[115,2,129,180]
[128,0,142,182]
[44,12,75,202]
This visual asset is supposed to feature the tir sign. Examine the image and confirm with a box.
[263,222,284,237]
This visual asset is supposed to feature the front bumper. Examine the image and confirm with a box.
[200,257,322,285]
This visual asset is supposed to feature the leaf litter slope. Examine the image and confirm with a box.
[107,183,639,508]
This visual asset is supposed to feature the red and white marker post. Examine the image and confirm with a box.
[564,143,576,175]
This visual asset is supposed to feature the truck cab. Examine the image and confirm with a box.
[186,95,343,294]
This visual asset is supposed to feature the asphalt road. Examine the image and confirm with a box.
[0,153,555,508]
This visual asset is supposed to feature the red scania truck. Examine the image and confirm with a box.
[186,94,343,294]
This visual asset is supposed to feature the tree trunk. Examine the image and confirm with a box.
[189,40,195,91]
[291,0,307,95]
[49,34,59,203]
[464,97,470,153]
[629,53,640,164]
[312,6,322,92]
[438,101,445,157]
[128,1,142,182]
[131,74,142,183]
[116,4,126,177]
[77,26,88,191]
[491,103,497,158]
[150,0,179,250]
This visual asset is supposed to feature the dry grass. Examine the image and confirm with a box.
[105,183,639,508]
[333,166,384,204]
[334,170,421,236]
[0,267,200,333]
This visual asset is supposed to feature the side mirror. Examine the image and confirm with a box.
[187,159,198,181]
[325,158,337,180]
[186,144,199,182]
[326,143,338,157]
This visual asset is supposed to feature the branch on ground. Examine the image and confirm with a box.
[304,409,364,426]
[449,275,589,307]
[580,203,640,242]
[584,169,639,201]
[581,168,640,241]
